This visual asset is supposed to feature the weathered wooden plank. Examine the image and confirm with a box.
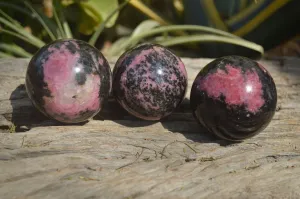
[0,57,300,199]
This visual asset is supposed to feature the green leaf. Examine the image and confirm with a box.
[109,24,242,56]
[79,0,119,35]
[131,20,160,37]
[107,20,160,56]
[107,36,130,56]
[88,0,130,46]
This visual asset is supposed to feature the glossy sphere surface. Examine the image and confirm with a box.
[26,39,111,123]
[190,56,277,141]
[113,44,188,120]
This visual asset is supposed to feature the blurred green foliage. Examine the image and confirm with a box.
[0,0,270,58]
[76,0,119,34]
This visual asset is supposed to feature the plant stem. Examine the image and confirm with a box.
[158,35,264,54]
[0,17,46,47]
[54,0,73,38]
[132,25,240,40]
[0,2,33,16]
[0,43,33,57]
[24,1,57,41]
[113,24,242,55]
[53,5,66,38]
[0,9,22,27]
[0,28,44,48]
[129,0,170,25]
[59,8,72,38]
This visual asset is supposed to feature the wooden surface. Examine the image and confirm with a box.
[0,57,300,199]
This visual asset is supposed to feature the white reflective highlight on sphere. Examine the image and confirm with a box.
[246,85,253,93]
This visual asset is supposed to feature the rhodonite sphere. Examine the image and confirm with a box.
[190,56,277,141]
[25,39,111,123]
[113,43,188,120]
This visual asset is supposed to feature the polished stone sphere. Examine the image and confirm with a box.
[113,43,188,120]
[190,56,277,141]
[25,39,111,123]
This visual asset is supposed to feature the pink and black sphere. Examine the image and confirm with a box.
[190,56,277,141]
[113,44,188,120]
[25,39,111,123]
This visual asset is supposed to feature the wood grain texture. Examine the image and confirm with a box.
[0,57,300,199]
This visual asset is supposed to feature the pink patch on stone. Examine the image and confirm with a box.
[128,49,154,70]
[42,42,100,120]
[98,57,104,66]
[170,73,177,81]
[199,64,265,113]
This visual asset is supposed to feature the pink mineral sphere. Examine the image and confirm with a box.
[25,39,112,123]
[113,43,188,120]
[190,56,277,141]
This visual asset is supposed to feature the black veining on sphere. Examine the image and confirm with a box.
[73,44,94,86]
[48,39,78,55]
[76,109,95,122]
[75,72,87,85]
[190,56,277,141]
[26,46,52,115]
[96,54,111,100]
[113,43,187,120]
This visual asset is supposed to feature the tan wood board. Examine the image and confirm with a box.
[0,57,300,199]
